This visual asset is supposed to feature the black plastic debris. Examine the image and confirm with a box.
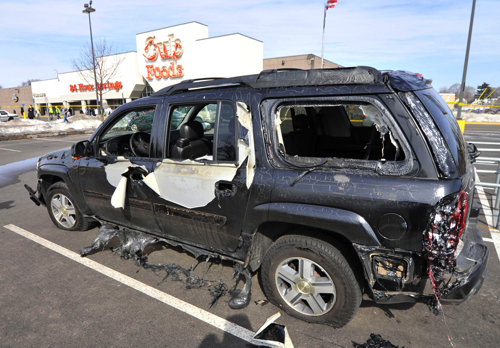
[209,281,228,308]
[250,313,293,348]
[352,333,403,348]
[229,263,252,309]
[80,224,229,308]
[253,323,285,344]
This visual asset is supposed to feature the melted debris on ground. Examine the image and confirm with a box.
[352,334,403,348]
[79,224,229,307]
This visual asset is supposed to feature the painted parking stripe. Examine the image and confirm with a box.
[3,224,255,344]
[0,147,21,152]
[475,173,500,261]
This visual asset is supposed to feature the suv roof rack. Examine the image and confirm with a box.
[151,66,383,97]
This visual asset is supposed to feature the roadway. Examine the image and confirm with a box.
[0,128,499,348]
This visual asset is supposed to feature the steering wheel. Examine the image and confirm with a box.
[129,132,151,157]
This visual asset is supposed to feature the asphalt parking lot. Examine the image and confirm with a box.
[1,130,499,348]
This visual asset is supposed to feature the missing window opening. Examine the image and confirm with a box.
[277,104,405,162]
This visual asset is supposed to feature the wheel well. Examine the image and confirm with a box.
[249,222,365,284]
[39,175,64,200]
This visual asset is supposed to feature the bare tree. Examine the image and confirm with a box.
[439,83,475,104]
[71,38,125,120]
[21,79,40,87]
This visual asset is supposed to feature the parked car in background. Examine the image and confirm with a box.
[0,110,19,122]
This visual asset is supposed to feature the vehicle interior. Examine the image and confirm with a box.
[167,103,217,160]
[98,108,156,158]
[279,103,405,161]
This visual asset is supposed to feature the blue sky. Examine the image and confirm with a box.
[1,0,499,90]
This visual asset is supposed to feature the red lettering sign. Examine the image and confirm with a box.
[69,81,123,92]
[143,35,184,81]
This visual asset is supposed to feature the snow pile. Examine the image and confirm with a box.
[0,116,102,136]
[455,112,500,123]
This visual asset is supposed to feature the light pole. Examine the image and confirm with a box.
[53,69,59,81]
[456,0,476,120]
[83,1,100,116]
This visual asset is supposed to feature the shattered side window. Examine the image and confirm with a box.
[101,108,155,141]
[98,107,155,158]
[278,103,404,162]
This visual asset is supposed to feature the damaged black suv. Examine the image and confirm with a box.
[26,67,488,328]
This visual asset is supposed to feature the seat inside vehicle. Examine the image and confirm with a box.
[171,120,212,159]
[280,104,404,161]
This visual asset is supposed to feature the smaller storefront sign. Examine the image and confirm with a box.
[70,81,123,92]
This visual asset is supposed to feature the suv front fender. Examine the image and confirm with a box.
[38,164,91,215]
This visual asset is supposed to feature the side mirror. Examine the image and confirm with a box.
[71,140,93,159]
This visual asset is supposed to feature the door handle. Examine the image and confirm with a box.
[215,181,237,195]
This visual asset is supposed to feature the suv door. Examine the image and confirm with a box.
[150,99,254,252]
[79,105,162,233]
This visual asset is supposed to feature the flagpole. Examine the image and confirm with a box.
[321,0,327,69]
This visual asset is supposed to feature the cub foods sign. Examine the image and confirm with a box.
[142,35,184,81]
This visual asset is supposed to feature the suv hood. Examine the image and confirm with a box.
[39,148,73,167]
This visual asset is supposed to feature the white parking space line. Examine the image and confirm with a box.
[475,173,500,261]
[3,224,255,344]
[33,138,79,143]
[0,147,21,152]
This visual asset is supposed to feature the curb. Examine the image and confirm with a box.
[465,122,500,125]
[0,129,95,141]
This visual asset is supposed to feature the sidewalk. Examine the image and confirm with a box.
[0,115,102,141]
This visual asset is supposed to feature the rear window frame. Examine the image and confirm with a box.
[261,95,415,176]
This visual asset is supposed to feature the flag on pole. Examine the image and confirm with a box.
[326,0,337,10]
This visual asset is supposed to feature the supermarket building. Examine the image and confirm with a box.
[2,22,340,115]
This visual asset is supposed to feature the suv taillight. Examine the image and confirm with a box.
[423,190,468,296]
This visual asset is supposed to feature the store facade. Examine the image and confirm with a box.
[31,22,263,115]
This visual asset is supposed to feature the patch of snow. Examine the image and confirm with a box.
[452,111,500,123]
[0,115,102,136]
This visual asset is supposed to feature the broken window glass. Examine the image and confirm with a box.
[278,103,405,162]
[98,107,156,157]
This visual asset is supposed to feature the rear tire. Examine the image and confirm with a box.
[260,235,362,328]
[46,182,92,231]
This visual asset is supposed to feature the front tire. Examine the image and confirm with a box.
[260,235,362,328]
[46,182,91,231]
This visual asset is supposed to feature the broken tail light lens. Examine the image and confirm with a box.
[423,190,468,296]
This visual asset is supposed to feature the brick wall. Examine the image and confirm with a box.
[0,86,33,115]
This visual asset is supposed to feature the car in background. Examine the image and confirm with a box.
[0,110,19,122]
